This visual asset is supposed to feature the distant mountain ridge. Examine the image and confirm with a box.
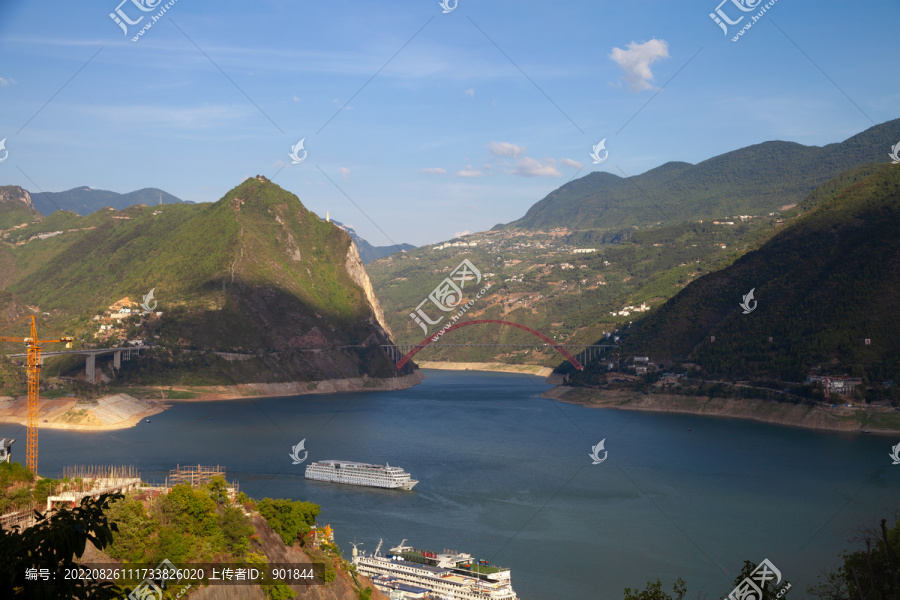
[500,118,900,231]
[331,220,414,264]
[30,186,190,216]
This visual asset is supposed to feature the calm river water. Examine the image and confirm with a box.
[29,370,900,600]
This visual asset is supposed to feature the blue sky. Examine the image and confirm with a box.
[0,0,897,246]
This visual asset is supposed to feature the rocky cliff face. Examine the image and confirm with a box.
[344,241,393,338]
[0,186,33,209]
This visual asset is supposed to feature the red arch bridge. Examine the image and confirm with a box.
[383,319,618,371]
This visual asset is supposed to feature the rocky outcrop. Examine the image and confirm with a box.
[344,241,393,338]
[0,186,33,210]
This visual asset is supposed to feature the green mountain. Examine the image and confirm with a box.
[499,119,900,232]
[587,163,900,384]
[0,176,404,388]
[30,186,190,216]
[366,209,784,366]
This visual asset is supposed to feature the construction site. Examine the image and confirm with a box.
[0,463,240,532]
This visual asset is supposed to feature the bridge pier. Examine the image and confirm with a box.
[85,354,95,383]
[113,350,121,370]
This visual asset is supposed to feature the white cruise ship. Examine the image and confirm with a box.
[304,460,418,490]
[352,540,517,600]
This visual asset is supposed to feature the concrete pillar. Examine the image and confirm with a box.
[85,354,95,383]
[114,350,121,370]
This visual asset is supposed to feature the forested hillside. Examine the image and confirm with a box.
[579,163,900,384]
[0,177,403,390]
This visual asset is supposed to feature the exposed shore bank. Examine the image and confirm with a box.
[416,361,553,377]
[0,393,165,431]
[544,386,900,433]
[145,371,424,402]
[0,372,423,431]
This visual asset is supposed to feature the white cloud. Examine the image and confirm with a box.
[0,77,16,86]
[454,230,470,238]
[609,39,670,92]
[419,167,447,175]
[292,95,300,102]
[463,88,474,98]
[339,167,351,181]
[488,141,525,157]
[561,158,584,169]
[456,166,484,178]
[512,157,561,177]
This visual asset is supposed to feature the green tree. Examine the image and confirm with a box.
[105,496,158,563]
[257,498,320,546]
[218,505,253,556]
[153,527,193,566]
[623,578,687,600]
[0,492,123,599]
[236,491,255,510]
[808,517,900,600]
[159,483,218,538]
[206,476,230,505]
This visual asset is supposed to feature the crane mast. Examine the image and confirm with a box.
[0,315,73,474]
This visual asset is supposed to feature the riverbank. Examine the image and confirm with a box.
[126,371,424,402]
[416,361,553,377]
[0,393,165,431]
[0,372,424,431]
[545,386,900,433]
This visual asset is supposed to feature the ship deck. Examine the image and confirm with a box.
[392,549,506,575]
[367,558,479,584]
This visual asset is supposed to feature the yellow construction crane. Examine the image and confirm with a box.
[0,315,73,475]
